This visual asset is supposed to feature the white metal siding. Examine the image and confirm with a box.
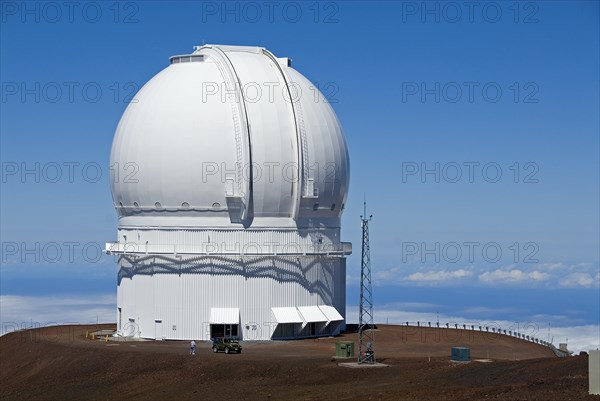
[113,228,345,255]
[117,254,346,340]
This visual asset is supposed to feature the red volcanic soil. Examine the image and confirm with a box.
[0,324,593,401]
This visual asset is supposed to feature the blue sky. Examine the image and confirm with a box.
[1,1,598,349]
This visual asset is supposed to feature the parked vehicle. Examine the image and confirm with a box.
[212,337,242,354]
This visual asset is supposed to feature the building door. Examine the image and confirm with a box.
[154,320,163,340]
[309,322,316,336]
[125,318,136,336]
[211,324,238,338]
[118,308,122,331]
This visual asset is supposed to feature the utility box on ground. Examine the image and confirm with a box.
[590,350,600,395]
[336,341,355,358]
[451,347,471,363]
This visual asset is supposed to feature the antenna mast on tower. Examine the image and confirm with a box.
[358,198,375,364]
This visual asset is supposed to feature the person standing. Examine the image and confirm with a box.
[190,340,196,355]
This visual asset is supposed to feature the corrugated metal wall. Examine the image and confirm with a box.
[117,254,346,341]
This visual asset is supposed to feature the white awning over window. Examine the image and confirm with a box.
[297,306,328,323]
[318,305,344,322]
[209,308,239,324]
[271,307,304,324]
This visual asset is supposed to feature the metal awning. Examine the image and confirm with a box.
[318,305,344,322]
[209,308,239,324]
[297,306,328,323]
[271,307,304,324]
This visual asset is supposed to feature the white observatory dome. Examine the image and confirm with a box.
[107,45,351,341]
[110,44,349,228]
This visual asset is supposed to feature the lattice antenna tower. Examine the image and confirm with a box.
[358,198,375,364]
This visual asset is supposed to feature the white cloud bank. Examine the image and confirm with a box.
[1,294,116,335]
[374,267,475,286]
[407,269,472,282]
[367,262,599,288]
[479,269,551,284]
[560,272,600,288]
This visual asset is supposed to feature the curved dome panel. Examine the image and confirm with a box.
[110,61,238,217]
[212,48,298,218]
[110,45,349,229]
[285,68,350,220]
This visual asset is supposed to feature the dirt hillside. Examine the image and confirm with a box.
[0,324,593,401]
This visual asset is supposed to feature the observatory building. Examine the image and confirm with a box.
[106,45,351,341]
